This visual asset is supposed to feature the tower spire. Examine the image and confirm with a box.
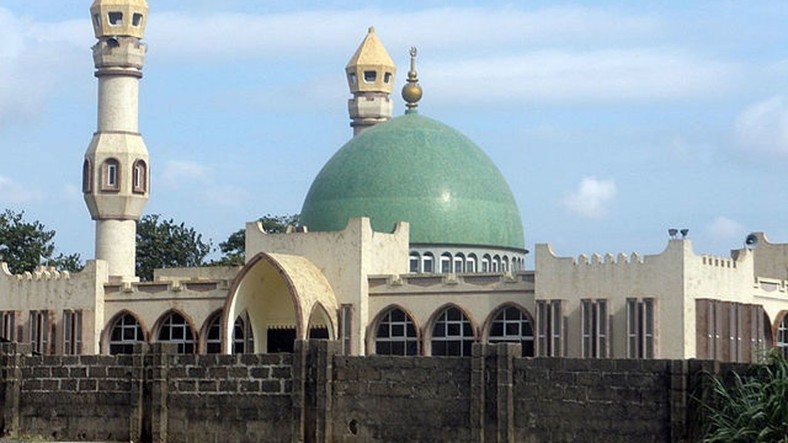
[402,47,423,113]
[346,27,397,136]
[83,0,150,281]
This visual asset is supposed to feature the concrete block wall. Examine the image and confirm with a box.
[0,341,751,442]
[332,356,472,442]
[166,353,293,443]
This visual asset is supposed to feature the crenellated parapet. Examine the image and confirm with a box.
[3,265,70,281]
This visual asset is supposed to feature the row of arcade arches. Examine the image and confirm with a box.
[370,303,535,357]
[102,308,332,355]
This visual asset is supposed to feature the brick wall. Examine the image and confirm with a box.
[332,356,472,441]
[0,341,749,442]
[18,354,133,441]
[166,354,293,443]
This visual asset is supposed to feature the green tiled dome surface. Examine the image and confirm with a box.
[300,113,525,249]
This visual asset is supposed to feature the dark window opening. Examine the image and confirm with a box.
[132,13,143,27]
[363,71,377,83]
[267,328,295,353]
[108,12,123,26]
[384,72,392,83]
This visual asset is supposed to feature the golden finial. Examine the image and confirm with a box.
[402,46,423,112]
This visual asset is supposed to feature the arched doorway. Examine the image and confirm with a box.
[223,252,338,353]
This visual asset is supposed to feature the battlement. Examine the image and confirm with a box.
[700,254,737,269]
[0,263,70,281]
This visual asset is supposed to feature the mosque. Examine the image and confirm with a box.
[1,0,787,364]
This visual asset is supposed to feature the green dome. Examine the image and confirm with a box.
[300,112,525,250]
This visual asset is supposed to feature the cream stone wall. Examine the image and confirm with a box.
[0,260,108,354]
[246,217,409,354]
[367,272,535,354]
[748,232,788,280]
[102,276,230,353]
[535,240,686,359]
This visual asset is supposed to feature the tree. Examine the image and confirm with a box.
[0,209,83,274]
[213,214,300,266]
[136,214,212,281]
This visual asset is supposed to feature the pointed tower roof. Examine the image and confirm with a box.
[345,27,396,94]
[346,27,395,69]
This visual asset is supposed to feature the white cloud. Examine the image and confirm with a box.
[147,6,660,61]
[0,8,89,126]
[0,176,41,204]
[425,50,738,105]
[563,177,617,219]
[159,160,210,187]
[734,95,788,158]
[706,216,745,242]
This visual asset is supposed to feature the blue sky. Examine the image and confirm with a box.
[1,1,787,266]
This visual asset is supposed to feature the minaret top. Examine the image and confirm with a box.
[90,0,149,39]
[346,27,396,94]
[402,47,423,112]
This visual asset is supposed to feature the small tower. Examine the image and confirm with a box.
[83,0,150,281]
[346,27,396,136]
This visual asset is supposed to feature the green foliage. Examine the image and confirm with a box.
[212,214,299,266]
[701,349,788,443]
[136,214,212,281]
[0,209,83,274]
[46,252,84,273]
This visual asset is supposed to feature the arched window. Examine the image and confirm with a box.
[431,306,474,356]
[467,254,478,273]
[101,158,120,191]
[204,313,221,354]
[492,255,501,272]
[440,253,452,274]
[778,314,788,358]
[422,253,434,273]
[233,312,254,354]
[108,313,144,355]
[481,254,491,272]
[454,253,465,273]
[82,159,93,193]
[488,306,534,357]
[409,252,420,273]
[374,308,419,356]
[157,312,195,354]
[132,159,147,194]
[502,256,510,272]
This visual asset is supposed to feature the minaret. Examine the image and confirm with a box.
[346,27,396,136]
[83,0,150,282]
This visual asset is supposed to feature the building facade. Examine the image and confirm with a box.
[0,0,787,363]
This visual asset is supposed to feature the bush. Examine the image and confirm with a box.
[701,349,788,442]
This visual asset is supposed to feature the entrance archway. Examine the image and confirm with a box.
[223,252,338,353]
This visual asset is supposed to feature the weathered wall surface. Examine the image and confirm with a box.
[0,341,747,443]
[166,353,293,443]
[332,356,472,442]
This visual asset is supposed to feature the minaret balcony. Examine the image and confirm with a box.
[92,38,146,71]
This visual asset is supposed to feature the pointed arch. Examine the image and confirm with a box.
[153,309,197,354]
[426,303,477,356]
[223,252,338,354]
[775,310,788,358]
[482,302,535,357]
[367,304,421,356]
[102,310,148,355]
[200,309,223,354]
[307,302,335,340]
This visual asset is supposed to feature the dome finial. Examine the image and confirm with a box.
[402,47,423,112]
